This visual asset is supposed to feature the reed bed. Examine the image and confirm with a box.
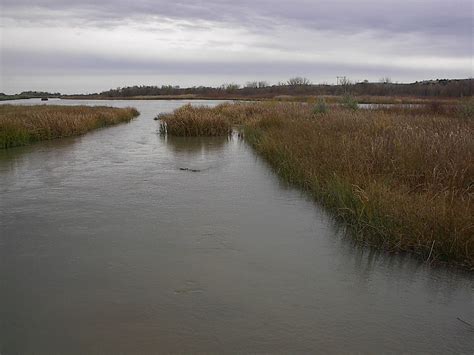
[161,101,474,268]
[159,104,232,136]
[0,105,139,148]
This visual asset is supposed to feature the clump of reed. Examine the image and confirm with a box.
[158,104,232,136]
[162,101,474,268]
[158,103,278,136]
[0,105,139,148]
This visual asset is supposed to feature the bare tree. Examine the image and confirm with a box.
[379,77,392,84]
[245,81,258,88]
[338,77,353,93]
[287,77,311,86]
[220,83,241,92]
[338,77,352,86]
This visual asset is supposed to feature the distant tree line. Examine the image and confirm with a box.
[5,79,471,100]
[0,91,61,101]
[95,79,472,98]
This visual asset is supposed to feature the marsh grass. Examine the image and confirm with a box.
[457,98,474,119]
[161,101,474,268]
[158,103,276,136]
[159,104,232,136]
[0,105,139,148]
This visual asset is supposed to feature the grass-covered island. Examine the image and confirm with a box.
[0,105,139,148]
[159,101,474,269]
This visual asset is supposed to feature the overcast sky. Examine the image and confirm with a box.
[1,0,472,94]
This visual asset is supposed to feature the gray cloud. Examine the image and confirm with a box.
[3,49,467,78]
[2,0,472,36]
[1,0,472,93]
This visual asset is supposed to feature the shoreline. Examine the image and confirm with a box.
[59,95,466,105]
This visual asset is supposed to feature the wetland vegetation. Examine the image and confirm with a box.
[159,104,232,136]
[0,105,139,148]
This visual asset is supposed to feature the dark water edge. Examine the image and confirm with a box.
[0,99,473,354]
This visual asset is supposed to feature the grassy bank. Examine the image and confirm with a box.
[0,105,139,148]
[159,101,473,268]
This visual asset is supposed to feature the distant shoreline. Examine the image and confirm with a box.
[61,95,257,101]
[60,94,464,105]
[3,78,471,103]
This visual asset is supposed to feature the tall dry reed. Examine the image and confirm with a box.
[158,104,232,136]
[0,105,139,148]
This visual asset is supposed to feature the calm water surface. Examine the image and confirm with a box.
[0,99,473,354]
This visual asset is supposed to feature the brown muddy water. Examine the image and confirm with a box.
[0,99,473,354]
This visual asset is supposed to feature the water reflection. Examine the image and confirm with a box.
[162,135,229,155]
[337,231,473,295]
[0,136,79,164]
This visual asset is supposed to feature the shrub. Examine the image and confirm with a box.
[341,95,359,110]
[313,98,328,115]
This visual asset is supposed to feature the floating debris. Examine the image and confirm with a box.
[179,167,202,172]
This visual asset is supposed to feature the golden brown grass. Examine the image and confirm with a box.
[273,95,463,106]
[0,105,139,148]
[159,104,233,136]
[161,101,474,268]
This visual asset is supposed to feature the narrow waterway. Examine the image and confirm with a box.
[0,99,473,354]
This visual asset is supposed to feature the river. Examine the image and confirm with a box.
[0,98,473,354]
